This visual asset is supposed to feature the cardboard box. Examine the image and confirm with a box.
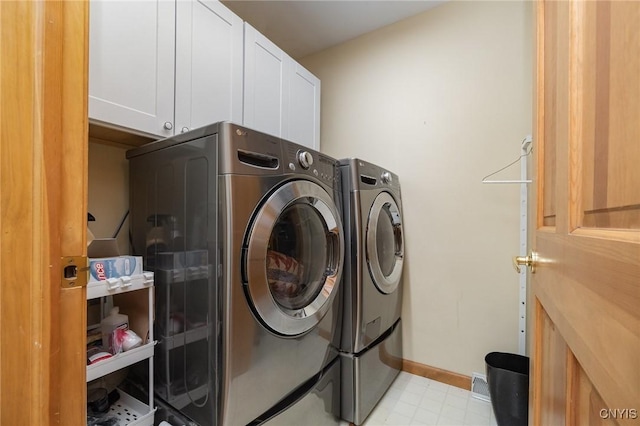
[89,256,143,282]
[88,238,143,282]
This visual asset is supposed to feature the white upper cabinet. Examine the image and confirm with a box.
[89,0,176,138]
[89,0,243,138]
[243,23,321,150]
[89,1,319,147]
[243,23,287,140]
[285,61,321,151]
[175,0,243,134]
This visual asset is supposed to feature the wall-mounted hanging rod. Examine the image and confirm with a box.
[482,179,532,184]
[481,135,533,185]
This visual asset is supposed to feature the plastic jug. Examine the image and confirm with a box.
[101,306,129,354]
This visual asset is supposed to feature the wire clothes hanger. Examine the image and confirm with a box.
[481,137,533,184]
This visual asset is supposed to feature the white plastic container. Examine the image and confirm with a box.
[101,306,129,354]
[121,329,143,351]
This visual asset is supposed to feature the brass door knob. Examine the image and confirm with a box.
[513,252,538,273]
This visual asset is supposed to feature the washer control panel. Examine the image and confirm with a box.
[284,144,337,185]
[297,150,314,169]
[348,159,400,191]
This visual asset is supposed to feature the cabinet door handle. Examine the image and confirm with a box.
[181,127,190,133]
[163,121,173,130]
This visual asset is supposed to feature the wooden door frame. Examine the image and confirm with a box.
[0,2,88,424]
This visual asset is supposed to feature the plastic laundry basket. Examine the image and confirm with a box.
[485,352,529,426]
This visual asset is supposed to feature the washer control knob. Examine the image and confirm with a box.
[297,151,313,169]
[381,171,392,184]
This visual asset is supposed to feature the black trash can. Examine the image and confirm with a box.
[485,352,529,426]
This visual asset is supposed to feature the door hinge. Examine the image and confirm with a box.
[61,256,89,288]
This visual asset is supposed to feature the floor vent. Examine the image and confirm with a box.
[471,372,491,402]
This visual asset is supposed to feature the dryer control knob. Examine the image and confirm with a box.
[297,151,313,169]
[381,171,392,184]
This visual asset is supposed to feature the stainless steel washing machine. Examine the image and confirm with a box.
[338,158,405,425]
[220,124,345,425]
[128,122,344,425]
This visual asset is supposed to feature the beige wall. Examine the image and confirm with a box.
[301,0,533,375]
[88,142,131,255]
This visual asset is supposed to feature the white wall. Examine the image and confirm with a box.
[301,0,533,376]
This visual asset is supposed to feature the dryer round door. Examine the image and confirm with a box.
[366,191,404,294]
[244,180,344,336]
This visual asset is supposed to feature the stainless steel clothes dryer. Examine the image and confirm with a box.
[338,158,405,425]
[128,122,344,426]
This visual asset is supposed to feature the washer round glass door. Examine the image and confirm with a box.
[366,192,404,294]
[244,180,344,336]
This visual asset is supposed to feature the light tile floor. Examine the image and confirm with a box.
[340,371,498,426]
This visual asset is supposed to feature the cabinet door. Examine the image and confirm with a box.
[175,0,243,134]
[243,23,288,138]
[89,0,176,138]
[284,59,321,150]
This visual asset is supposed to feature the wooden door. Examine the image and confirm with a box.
[0,1,88,424]
[532,1,640,425]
